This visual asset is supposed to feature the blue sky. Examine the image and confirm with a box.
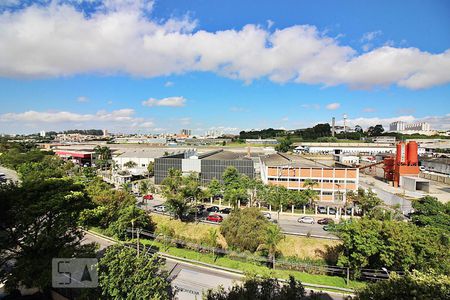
[0,0,449,134]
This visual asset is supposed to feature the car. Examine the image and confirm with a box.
[206,206,220,212]
[328,207,337,215]
[154,205,166,212]
[263,212,272,219]
[298,216,315,224]
[220,207,232,214]
[345,207,353,215]
[317,218,333,225]
[317,206,327,214]
[143,194,154,200]
[196,204,206,211]
[206,214,223,223]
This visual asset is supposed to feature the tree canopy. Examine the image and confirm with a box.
[410,196,450,231]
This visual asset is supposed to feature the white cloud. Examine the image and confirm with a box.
[77,96,89,103]
[0,3,449,89]
[361,30,382,43]
[164,81,174,87]
[0,109,137,123]
[363,107,376,113]
[326,102,341,110]
[267,19,274,29]
[300,103,321,110]
[142,96,186,107]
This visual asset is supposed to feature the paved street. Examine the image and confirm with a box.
[82,231,351,300]
[0,165,19,183]
[138,194,338,239]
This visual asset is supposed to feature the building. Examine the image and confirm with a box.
[39,131,46,137]
[245,138,279,145]
[420,158,450,175]
[154,149,255,185]
[180,129,192,136]
[112,149,192,176]
[294,142,395,155]
[102,129,109,137]
[113,137,167,144]
[371,136,396,144]
[260,153,359,206]
[54,149,94,165]
[389,121,434,135]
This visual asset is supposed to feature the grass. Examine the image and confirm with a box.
[139,238,364,290]
[151,214,339,260]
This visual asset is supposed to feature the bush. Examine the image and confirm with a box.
[220,207,271,252]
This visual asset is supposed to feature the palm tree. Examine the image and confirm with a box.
[94,145,112,170]
[139,180,149,203]
[257,225,284,269]
[303,179,319,207]
[124,161,137,168]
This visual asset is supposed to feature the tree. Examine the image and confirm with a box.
[139,180,149,197]
[275,136,293,153]
[303,179,319,207]
[410,196,450,231]
[0,179,96,292]
[147,161,154,176]
[335,218,450,278]
[222,166,248,209]
[355,270,450,300]
[367,124,384,136]
[257,224,284,269]
[267,185,289,221]
[107,205,155,239]
[355,125,363,133]
[220,208,271,252]
[98,245,173,300]
[204,228,220,260]
[123,161,137,168]
[94,145,112,170]
[347,188,382,216]
[204,276,308,300]
[207,178,223,199]
[17,155,66,182]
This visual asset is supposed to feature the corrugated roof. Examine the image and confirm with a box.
[200,150,251,160]
[260,153,331,168]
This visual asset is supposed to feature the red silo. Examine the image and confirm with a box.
[407,141,418,165]
[396,142,406,165]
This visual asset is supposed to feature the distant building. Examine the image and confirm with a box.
[39,131,46,137]
[245,138,279,145]
[389,121,433,135]
[102,129,109,137]
[294,142,396,155]
[371,136,396,144]
[420,158,450,175]
[180,129,192,136]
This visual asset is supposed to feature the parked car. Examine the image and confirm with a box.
[143,194,154,200]
[206,206,220,212]
[220,207,232,214]
[297,216,315,224]
[263,212,272,220]
[317,206,327,214]
[154,205,166,212]
[206,214,223,223]
[328,207,337,215]
[317,218,334,225]
[345,207,353,215]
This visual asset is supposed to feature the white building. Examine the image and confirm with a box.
[39,131,46,137]
[389,121,433,134]
[294,143,396,155]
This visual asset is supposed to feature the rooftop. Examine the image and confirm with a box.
[260,153,331,168]
[199,149,252,160]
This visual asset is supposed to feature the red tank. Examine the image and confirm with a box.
[407,141,418,165]
[383,157,395,181]
[396,142,406,165]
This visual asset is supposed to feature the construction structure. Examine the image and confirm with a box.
[382,141,429,191]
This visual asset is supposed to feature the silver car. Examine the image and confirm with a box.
[298,216,315,224]
[154,205,166,212]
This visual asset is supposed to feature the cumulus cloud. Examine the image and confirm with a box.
[0,2,449,89]
[326,102,341,110]
[142,96,186,107]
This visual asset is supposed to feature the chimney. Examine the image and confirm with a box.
[332,117,335,137]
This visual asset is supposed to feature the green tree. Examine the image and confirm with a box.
[355,270,450,300]
[123,160,137,168]
[0,179,96,292]
[107,205,155,239]
[220,208,271,252]
[222,166,248,209]
[207,178,223,198]
[204,228,220,260]
[275,136,293,153]
[156,224,175,251]
[347,188,382,217]
[411,196,450,231]
[139,180,149,198]
[267,185,289,221]
[257,224,284,269]
[17,155,66,182]
[98,245,173,300]
[147,161,154,176]
[204,275,308,300]
[94,145,112,170]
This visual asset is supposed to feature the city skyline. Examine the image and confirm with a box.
[0,0,450,134]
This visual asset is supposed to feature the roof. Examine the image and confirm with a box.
[293,142,395,148]
[260,153,330,168]
[200,150,251,160]
[116,149,177,158]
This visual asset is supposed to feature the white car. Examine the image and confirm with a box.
[154,205,166,212]
[298,216,315,224]
[263,212,272,220]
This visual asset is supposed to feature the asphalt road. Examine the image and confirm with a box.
[0,165,19,183]
[138,196,338,239]
[82,231,351,300]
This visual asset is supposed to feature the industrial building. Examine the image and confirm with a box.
[154,149,255,185]
[245,138,279,145]
[54,149,94,165]
[389,121,435,135]
[293,142,396,155]
[260,153,359,206]
[420,158,450,176]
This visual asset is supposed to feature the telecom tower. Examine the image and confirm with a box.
[343,113,347,133]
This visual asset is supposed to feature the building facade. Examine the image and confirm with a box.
[260,153,359,206]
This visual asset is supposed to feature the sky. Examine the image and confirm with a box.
[0,0,449,134]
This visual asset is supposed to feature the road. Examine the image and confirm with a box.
[139,195,338,239]
[82,231,352,300]
[0,165,19,183]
